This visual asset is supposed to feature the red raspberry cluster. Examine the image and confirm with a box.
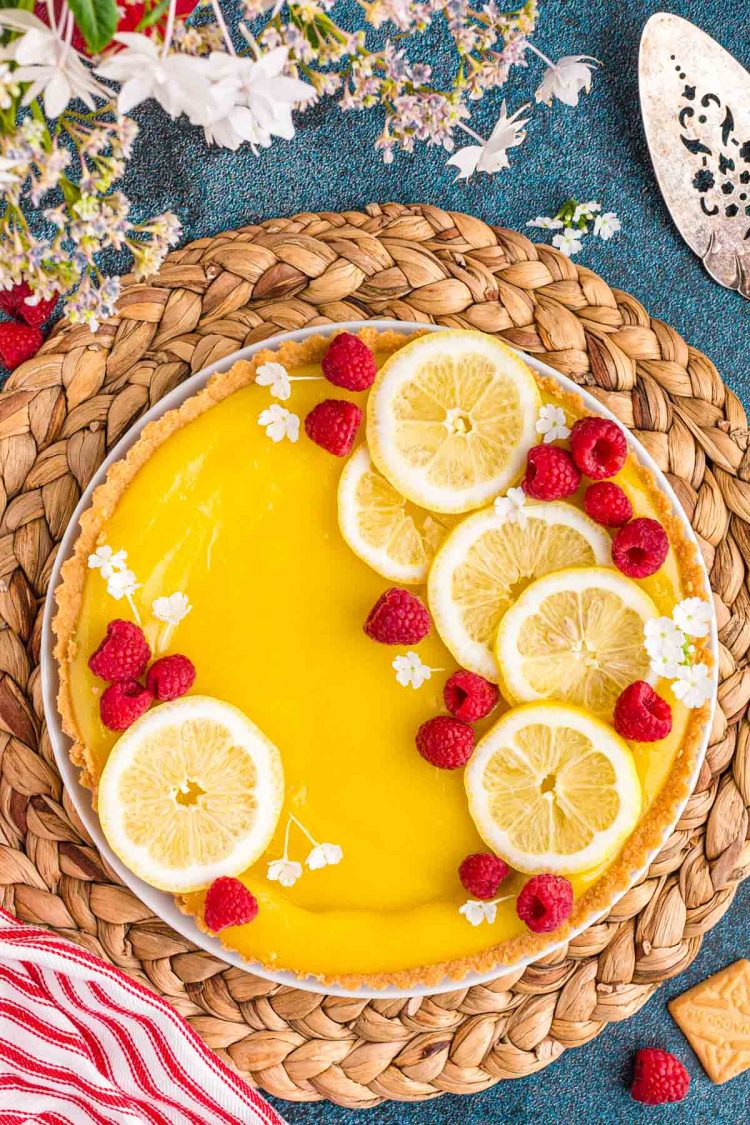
[304,334,377,456]
[89,619,196,731]
[520,414,669,579]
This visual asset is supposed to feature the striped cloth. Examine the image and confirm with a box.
[0,908,284,1125]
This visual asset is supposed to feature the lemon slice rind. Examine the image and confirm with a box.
[98,696,284,893]
[465,701,642,874]
[428,502,611,680]
[495,566,658,718]
[367,330,541,514]
[337,444,450,584]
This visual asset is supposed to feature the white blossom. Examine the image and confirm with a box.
[536,404,570,443]
[552,228,584,257]
[258,404,300,443]
[535,54,597,108]
[672,598,712,639]
[197,48,313,153]
[671,663,713,709]
[526,216,564,230]
[644,617,686,662]
[256,361,291,400]
[650,651,686,681]
[446,101,529,181]
[494,486,528,528]
[459,900,497,926]
[572,200,601,224]
[88,545,127,580]
[106,569,141,600]
[267,858,303,887]
[0,10,107,119]
[593,211,621,241]
[392,651,433,689]
[152,592,192,626]
[306,842,343,870]
[96,34,207,118]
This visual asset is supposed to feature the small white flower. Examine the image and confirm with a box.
[306,842,343,870]
[392,651,433,689]
[572,200,601,224]
[535,54,597,108]
[106,569,141,600]
[526,216,564,230]
[258,404,300,443]
[256,361,291,401]
[88,545,127,580]
[447,101,529,181]
[671,663,713,709]
[536,404,570,444]
[459,900,497,926]
[152,592,192,626]
[494,486,528,528]
[673,598,712,639]
[552,228,584,257]
[593,211,621,241]
[644,617,686,661]
[267,858,303,887]
[650,652,686,680]
[0,9,107,119]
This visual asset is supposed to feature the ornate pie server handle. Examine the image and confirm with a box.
[640,13,750,300]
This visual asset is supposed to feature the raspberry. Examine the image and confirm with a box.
[321,333,377,391]
[89,619,151,682]
[146,654,196,702]
[612,517,669,578]
[0,322,43,370]
[459,852,509,899]
[583,481,633,527]
[631,1048,690,1105]
[203,876,259,933]
[522,444,580,501]
[614,681,672,742]
[570,416,627,479]
[99,679,153,731]
[416,715,475,769]
[516,874,573,933]
[305,399,362,457]
[0,282,57,328]
[364,587,430,645]
[444,670,499,722]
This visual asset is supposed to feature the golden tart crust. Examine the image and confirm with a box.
[52,327,713,990]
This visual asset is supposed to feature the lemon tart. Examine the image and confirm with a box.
[53,327,714,989]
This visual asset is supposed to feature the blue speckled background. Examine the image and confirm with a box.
[120,1,748,1120]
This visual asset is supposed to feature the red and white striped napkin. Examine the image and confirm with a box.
[0,908,285,1125]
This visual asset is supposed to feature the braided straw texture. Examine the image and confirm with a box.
[1,203,748,1109]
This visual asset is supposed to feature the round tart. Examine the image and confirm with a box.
[53,327,714,989]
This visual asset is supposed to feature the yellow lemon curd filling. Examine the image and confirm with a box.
[64,343,696,982]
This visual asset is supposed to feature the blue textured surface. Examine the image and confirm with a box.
[119,1,750,1120]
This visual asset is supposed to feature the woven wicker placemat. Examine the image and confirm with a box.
[2,203,748,1109]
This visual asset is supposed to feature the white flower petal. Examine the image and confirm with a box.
[673,597,712,638]
[267,858,303,887]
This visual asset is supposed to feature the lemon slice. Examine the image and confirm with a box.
[98,696,284,893]
[495,567,658,719]
[428,502,610,680]
[465,702,642,874]
[366,330,541,513]
[338,445,453,583]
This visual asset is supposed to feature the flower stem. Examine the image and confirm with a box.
[211,0,236,56]
[525,41,554,69]
[126,594,142,626]
[288,812,319,847]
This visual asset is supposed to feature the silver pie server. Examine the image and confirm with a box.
[639,12,750,298]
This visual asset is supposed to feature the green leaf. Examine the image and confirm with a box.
[66,0,119,54]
